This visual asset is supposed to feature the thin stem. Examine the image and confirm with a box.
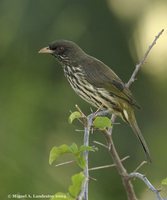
[78,113,94,200]
[104,130,138,200]
[89,156,129,171]
[126,29,164,88]
[93,140,108,149]
[89,163,116,171]
[133,161,147,172]
[55,160,74,167]
[108,114,117,135]
[129,172,164,200]
[83,117,91,200]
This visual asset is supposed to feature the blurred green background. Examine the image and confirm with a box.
[0,0,167,199]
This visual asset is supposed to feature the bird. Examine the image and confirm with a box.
[39,39,151,162]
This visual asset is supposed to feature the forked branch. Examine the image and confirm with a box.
[78,29,164,200]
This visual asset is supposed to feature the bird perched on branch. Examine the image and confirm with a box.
[39,40,151,162]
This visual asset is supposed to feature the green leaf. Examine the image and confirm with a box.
[49,143,96,168]
[93,116,112,129]
[69,143,78,154]
[79,145,97,153]
[76,145,97,169]
[68,111,82,124]
[68,172,85,198]
[49,144,71,165]
[50,192,74,200]
[76,155,86,169]
[161,178,167,185]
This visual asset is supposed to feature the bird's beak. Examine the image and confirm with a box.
[38,46,54,54]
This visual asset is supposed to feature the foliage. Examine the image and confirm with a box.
[68,111,82,124]
[93,116,112,129]
[68,172,85,198]
[51,173,85,200]
[161,178,167,186]
[49,143,96,169]
[49,143,88,199]
[49,111,104,199]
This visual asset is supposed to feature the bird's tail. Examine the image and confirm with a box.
[123,109,151,163]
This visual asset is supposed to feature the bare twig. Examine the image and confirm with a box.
[108,114,117,135]
[93,140,108,149]
[134,161,147,172]
[55,160,75,167]
[75,104,86,117]
[89,176,97,181]
[75,129,85,132]
[129,172,165,200]
[89,156,129,171]
[126,29,164,88]
[89,164,115,171]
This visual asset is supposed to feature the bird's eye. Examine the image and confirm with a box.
[56,46,65,55]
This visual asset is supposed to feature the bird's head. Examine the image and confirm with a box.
[39,40,85,63]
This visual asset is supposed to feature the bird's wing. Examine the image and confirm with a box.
[82,56,140,109]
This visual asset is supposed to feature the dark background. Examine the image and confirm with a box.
[0,0,167,199]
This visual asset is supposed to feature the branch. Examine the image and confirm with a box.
[78,29,164,200]
[55,160,75,167]
[89,156,129,171]
[129,172,165,200]
[126,29,164,88]
[104,129,138,200]
[93,140,108,148]
[77,113,94,200]
[103,29,164,200]
[133,161,147,172]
